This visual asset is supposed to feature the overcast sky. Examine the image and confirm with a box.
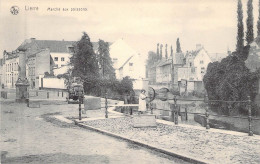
[0,0,259,58]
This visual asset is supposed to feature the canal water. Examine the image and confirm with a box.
[117,98,260,135]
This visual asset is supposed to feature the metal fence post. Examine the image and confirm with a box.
[79,97,82,121]
[185,105,188,121]
[248,96,253,136]
[205,94,210,129]
[150,102,153,114]
[174,96,178,125]
[105,93,108,118]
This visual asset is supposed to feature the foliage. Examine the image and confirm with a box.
[165,44,168,59]
[170,45,173,57]
[119,76,133,95]
[246,0,254,44]
[44,71,54,77]
[82,75,134,98]
[156,43,160,61]
[97,39,115,79]
[176,38,182,53]
[159,44,163,60]
[69,32,100,93]
[236,0,244,53]
[146,51,157,67]
[70,32,99,79]
[203,45,259,115]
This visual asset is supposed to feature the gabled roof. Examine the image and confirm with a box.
[185,48,204,58]
[17,38,103,53]
[157,59,172,67]
[17,39,76,53]
[119,55,134,69]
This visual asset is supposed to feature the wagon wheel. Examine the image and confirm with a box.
[148,87,156,102]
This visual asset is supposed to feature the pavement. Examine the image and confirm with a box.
[70,102,260,164]
[0,97,189,164]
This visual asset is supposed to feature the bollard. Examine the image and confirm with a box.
[248,96,253,136]
[79,97,82,120]
[62,91,63,97]
[205,94,210,129]
[105,93,108,118]
[47,92,49,99]
[58,91,59,97]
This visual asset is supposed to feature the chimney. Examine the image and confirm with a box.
[196,44,202,50]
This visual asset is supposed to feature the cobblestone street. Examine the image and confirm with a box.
[0,100,189,164]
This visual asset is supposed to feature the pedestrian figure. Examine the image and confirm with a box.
[138,89,147,114]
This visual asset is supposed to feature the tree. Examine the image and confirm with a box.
[257,0,260,36]
[160,44,163,60]
[176,38,182,53]
[236,0,244,53]
[97,39,115,80]
[147,51,157,67]
[119,76,133,94]
[170,45,173,57]
[246,0,254,44]
[203,45,259,115]
[165,44,168,59]
[156,43,160,61]
[70,32,100,94]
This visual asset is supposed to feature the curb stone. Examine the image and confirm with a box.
[74,120,211,164]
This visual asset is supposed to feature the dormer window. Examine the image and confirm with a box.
[68,47,74,53]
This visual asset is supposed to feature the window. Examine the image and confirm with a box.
[68,47,74,53]
[55,57,58,61]
[200,60,204,64]
[201,67,205,73]
[61,57,65,61]
[191,67,195,73]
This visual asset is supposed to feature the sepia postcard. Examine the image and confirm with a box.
[1,0,260,163]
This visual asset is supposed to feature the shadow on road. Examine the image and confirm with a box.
[2,153,109,164]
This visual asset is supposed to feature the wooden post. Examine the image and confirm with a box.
[248,96,253,136]
[105,93,108,118]
[205,94,210,129]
